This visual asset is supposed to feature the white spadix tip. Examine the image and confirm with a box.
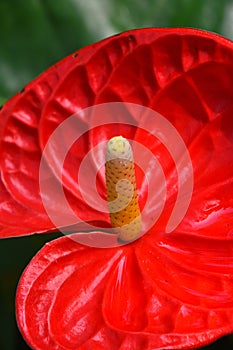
[106,136,133,161]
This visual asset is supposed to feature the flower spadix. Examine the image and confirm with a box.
[105,136,142,241]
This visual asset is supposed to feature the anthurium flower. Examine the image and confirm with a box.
[1,28,233,349]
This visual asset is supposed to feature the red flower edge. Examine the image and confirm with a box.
[16,233,233,350]
[0,27,233,238]
[0,27,232,349]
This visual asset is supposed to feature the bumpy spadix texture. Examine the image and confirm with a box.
[0,28,233,350]
[105,136,142,241]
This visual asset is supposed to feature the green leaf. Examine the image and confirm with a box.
[0,97,7,106]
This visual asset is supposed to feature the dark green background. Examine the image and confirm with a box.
[0,0,233,349]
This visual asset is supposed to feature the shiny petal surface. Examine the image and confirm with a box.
[0,28,233,237]
[17,234,233,350]
[0,47,106,235]
[16,234,124,350]
[2,27,233,349]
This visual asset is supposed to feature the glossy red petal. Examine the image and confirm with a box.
[178,179,233,238]
[134,235,233,333]
[0,91,21,139]
[17,234,233,350]
[0,224,36,238]
[137,235,233,308]
[0,68,64,211]
[156,232,233,275]
[0,178,52,233]
[103,248,148,332]
[2,27,233,350]
[1,28,233,239]
[39,28,233,235]
[0,48,105,235]
[16,234,124,350]
[39,35,139,202]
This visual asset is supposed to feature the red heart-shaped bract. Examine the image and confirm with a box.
[16,233,233,350]
[0,27,233,349]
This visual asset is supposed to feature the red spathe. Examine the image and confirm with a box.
[0,27,232,349]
